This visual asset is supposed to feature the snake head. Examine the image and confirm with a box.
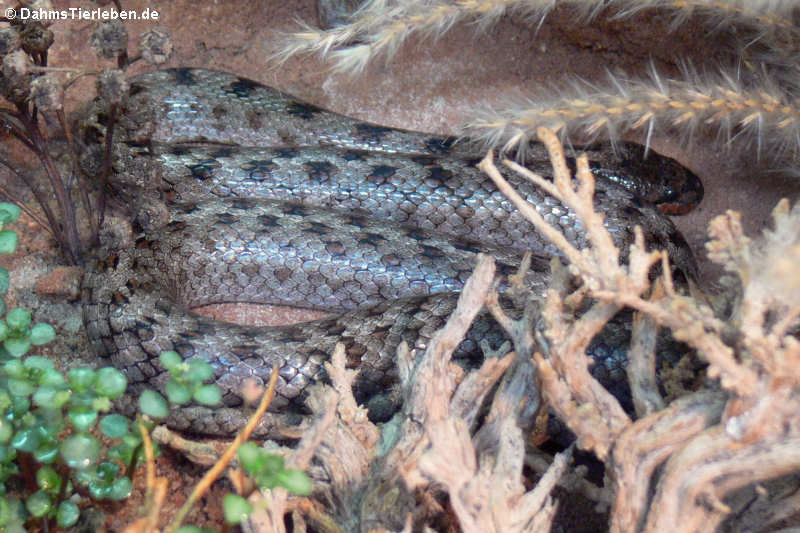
[587,143,704,216]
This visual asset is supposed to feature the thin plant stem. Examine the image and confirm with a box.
[97,102,117,231]
[0,182,56,238]
[16,106,81,263]
[0,156,61,241]
[164,366,280,533]
[0,110,38,152]
[57,108,98,245]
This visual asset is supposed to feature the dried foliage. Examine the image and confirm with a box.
[281,0,800,162]
[210,254,572,533]
[281,0,800,71]
[478,127,800,532]
[467,66,800,159]
[0,12,173,265]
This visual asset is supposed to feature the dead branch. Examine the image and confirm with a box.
[477,126,800,532]
[646,429,800,532]
[609,389,727,533]
[627,289,666,417]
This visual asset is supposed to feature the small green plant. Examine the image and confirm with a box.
[136,351,312,529]
[0,203,309,532]
[0,202,142,530]
[220,442,312,526]
[237,441,311,496]
[137,350,222,420]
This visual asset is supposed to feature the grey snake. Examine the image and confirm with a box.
[80,68,701,435]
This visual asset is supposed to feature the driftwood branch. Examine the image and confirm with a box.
[475,126,800,531]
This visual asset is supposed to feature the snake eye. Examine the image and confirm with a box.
[662,187,679,202]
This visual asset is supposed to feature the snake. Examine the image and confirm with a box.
[80,68,702,436]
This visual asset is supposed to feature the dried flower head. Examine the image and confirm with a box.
[90,20,128,60]
[1,49,34,102]
[0,28,21,57]
[20,23,54,55]
[96,68,128,104]
[30,73,63,111]
[139,27,172,65]
[2,49,31,77]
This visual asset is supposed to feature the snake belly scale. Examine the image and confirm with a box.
[80,68,700,435]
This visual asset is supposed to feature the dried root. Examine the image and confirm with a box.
[220,254,571,532]
[478,126,800,531]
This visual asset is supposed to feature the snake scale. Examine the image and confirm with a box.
[80,68,701,435]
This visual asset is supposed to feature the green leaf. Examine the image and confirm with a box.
[3,358,24,377]
[237,442,265,473]
[159,350,182,370]
[25,490,51,518]
[276,469,312,496]
[88,480,110,500]
[193,384,222,406]
[33,441,59,464]
[0,498,24,528]
[99,414,130,439]
[96,460,120,481]
[165,379,191,405]
[3,338,31,358]
[40,368,66,387]
[0,320,7,341]
[36,413,64,438]
[0,498,11,526]
[0,230,18,255]
[175,527,203,533]
[183,359,214,383]
[139,389,168,419]
[222,493,252,524]
[23,355,53,371]
[94,367,127,399]
[68,368,96,391]
[0,444,16,463]
[8,395,29,417]
[36,465,61,492]
[262,453,285,473]
[175,527,216,533]
[0,203,20,224]
[0,419,12,443]
[92,395,112,412]
[29,323,56,345]
[0,390,9,411]
[108,432,144,464]
[108,476,133,500]
[11,428,41,453]
[60,433,100,470]
[5,308,30,330]
[56,500,80,528]
[33,385,71,409]
[73,467,94,486]
[68,407,98,432]
[0,266,9,295]
[6,377,34,396]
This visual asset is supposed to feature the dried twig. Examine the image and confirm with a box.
[164,366,280,533]
[475,125,800,531]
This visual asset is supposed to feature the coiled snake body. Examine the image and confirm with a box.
[81,68,701,435]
